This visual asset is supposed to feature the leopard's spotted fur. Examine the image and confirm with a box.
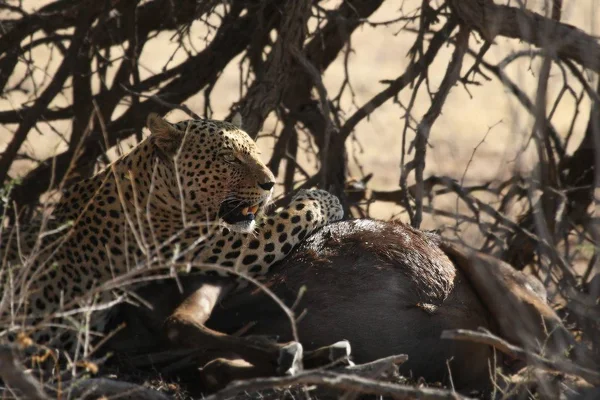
[0,114,343,355]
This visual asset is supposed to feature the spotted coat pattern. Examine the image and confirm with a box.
[1,114,343,354]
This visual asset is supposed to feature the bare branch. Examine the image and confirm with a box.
[407,24,470,228]
[0,10,97,184]
[339,19,458,141]
[442,329,600,386]
[449,0,600,72]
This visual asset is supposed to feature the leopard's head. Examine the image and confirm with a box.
[147,113,275,233]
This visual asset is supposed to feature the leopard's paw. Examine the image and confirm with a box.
[292,189,343,221]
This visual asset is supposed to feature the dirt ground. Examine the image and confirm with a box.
[1,0,597,229]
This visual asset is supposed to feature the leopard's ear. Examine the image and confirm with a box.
[231,112,243,129]
[147,113,182,156]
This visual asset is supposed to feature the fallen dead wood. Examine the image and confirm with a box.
[0,346,48,400]
[0,346,172,400]
[60,378,172,400]
[204,369,475,400]
[342,354,408,377]
[506,367,597,400]
[442,329,600,386]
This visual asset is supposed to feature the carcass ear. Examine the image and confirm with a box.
[231,112,243,129]
[147,113,182,156]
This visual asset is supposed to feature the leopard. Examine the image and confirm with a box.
[0,113,343,367]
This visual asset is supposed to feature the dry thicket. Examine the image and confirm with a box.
[1,0,600,398]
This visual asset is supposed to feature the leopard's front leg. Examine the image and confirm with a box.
[237,189,343,275]
[188,189,343,274]
[166,189,342,377]
[189,189,343,274]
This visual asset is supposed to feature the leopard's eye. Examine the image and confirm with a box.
[222,153,239,163]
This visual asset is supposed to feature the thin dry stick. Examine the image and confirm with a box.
[339,19,458,142]
[527,0,562,291]
[442,329,600,385]
[369,175,578,285]
[9,101,97,315]
[121,85,200,119]
[410,24,470,228]
[291,47,335,189]
[205,369,474,400]
[173,120,195,228]
[62,378,171,400]
[94,99,148,256]
[338,354,409,400]
[342,354,408,377]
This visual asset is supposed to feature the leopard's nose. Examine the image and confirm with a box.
[258,181,275,191]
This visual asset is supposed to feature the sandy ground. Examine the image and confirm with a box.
[1,0,598,231]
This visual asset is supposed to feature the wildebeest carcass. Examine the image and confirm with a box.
[105,218,583,394]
